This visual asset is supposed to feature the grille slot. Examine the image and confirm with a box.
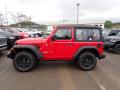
[0,38,7,45]
[104,38,111,42]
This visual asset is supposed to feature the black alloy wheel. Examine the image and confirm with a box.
[13,52,36,72]
[114,44,120,54]
[76,52,97,71]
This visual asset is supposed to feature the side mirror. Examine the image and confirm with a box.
[51,35,57,41]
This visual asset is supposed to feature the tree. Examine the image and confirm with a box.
[0,13,5,26]
[11,13,32,27]
[104,20,113,28]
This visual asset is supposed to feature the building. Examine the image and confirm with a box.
[86,23,104,29]
[41,18,105,33]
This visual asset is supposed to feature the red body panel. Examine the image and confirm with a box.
[16,26,104,61]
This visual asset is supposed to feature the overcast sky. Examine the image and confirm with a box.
[0,0,120,24]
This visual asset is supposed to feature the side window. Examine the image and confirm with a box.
[54,29,71,40]
[75,28,100,41]
[109,31,117,36]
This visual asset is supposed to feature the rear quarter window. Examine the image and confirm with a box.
[75,28,101,41]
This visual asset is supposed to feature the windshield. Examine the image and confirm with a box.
[117,32,120,36]
[22,29,30,32]
[109,30,120,36]
[13,29,21,32]
[30,29,35,32]
[16,28,29,32]
[2,28,13,33]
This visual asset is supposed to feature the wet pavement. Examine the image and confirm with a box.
[0,50,120,90]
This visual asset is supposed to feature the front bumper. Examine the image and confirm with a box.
[0,45,7,51]
[104,42,115,47]
[7,49,15,59]
[7,38,15,45]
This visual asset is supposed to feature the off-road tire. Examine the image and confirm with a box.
[76,52,97,71]
[114,44,120,54]
[13,51,36,72]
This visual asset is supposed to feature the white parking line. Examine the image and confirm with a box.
[97,82,106,90]
[0,67,9,76]
[88,72,106,90]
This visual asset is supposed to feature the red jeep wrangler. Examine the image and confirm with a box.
[7,24,105,72]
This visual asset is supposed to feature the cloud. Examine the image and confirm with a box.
[0,0,120,23]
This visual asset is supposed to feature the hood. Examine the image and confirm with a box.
[105,36,120,39]
[0,34,6,38]
[16,37,46,45]
[25,31,36,34]
[11,33,20,37]
[0,32,13,37]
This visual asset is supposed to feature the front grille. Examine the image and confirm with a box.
[104,38,111,42]
[8,38,15,44]
[0,38,7,45]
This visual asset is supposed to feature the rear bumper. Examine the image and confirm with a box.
[99,54,106,59]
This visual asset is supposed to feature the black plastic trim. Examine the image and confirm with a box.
[73,46,100,59]
[7,45,43,59]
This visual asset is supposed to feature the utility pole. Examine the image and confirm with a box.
[5,4,8,26]
[76,3,80,24]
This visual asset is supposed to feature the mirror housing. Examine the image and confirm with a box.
[51,35,56,41]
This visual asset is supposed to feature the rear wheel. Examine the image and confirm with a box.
[13,52,36,72]
[114,44,120,54]
[76,52,97,71]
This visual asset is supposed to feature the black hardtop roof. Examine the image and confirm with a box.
[55,24,102,29]
[111,29,120,31]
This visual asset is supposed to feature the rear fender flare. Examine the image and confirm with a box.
[73,46,99,59]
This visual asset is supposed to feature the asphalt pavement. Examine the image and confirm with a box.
[0,50,120,90]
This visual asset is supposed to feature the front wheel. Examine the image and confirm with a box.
[76,52,97,71]
[13,52,36,72]
[114,44,120,54]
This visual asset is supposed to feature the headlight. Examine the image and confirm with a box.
[111,38,116,42]
[9,37,15,39]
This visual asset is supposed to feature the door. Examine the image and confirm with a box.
[46,28,73,60]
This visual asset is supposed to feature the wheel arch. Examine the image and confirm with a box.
[11,45,43,59]
[73,46,100,59]
[114,41,120,46]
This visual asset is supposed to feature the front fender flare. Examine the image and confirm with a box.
[8,45,43,59]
